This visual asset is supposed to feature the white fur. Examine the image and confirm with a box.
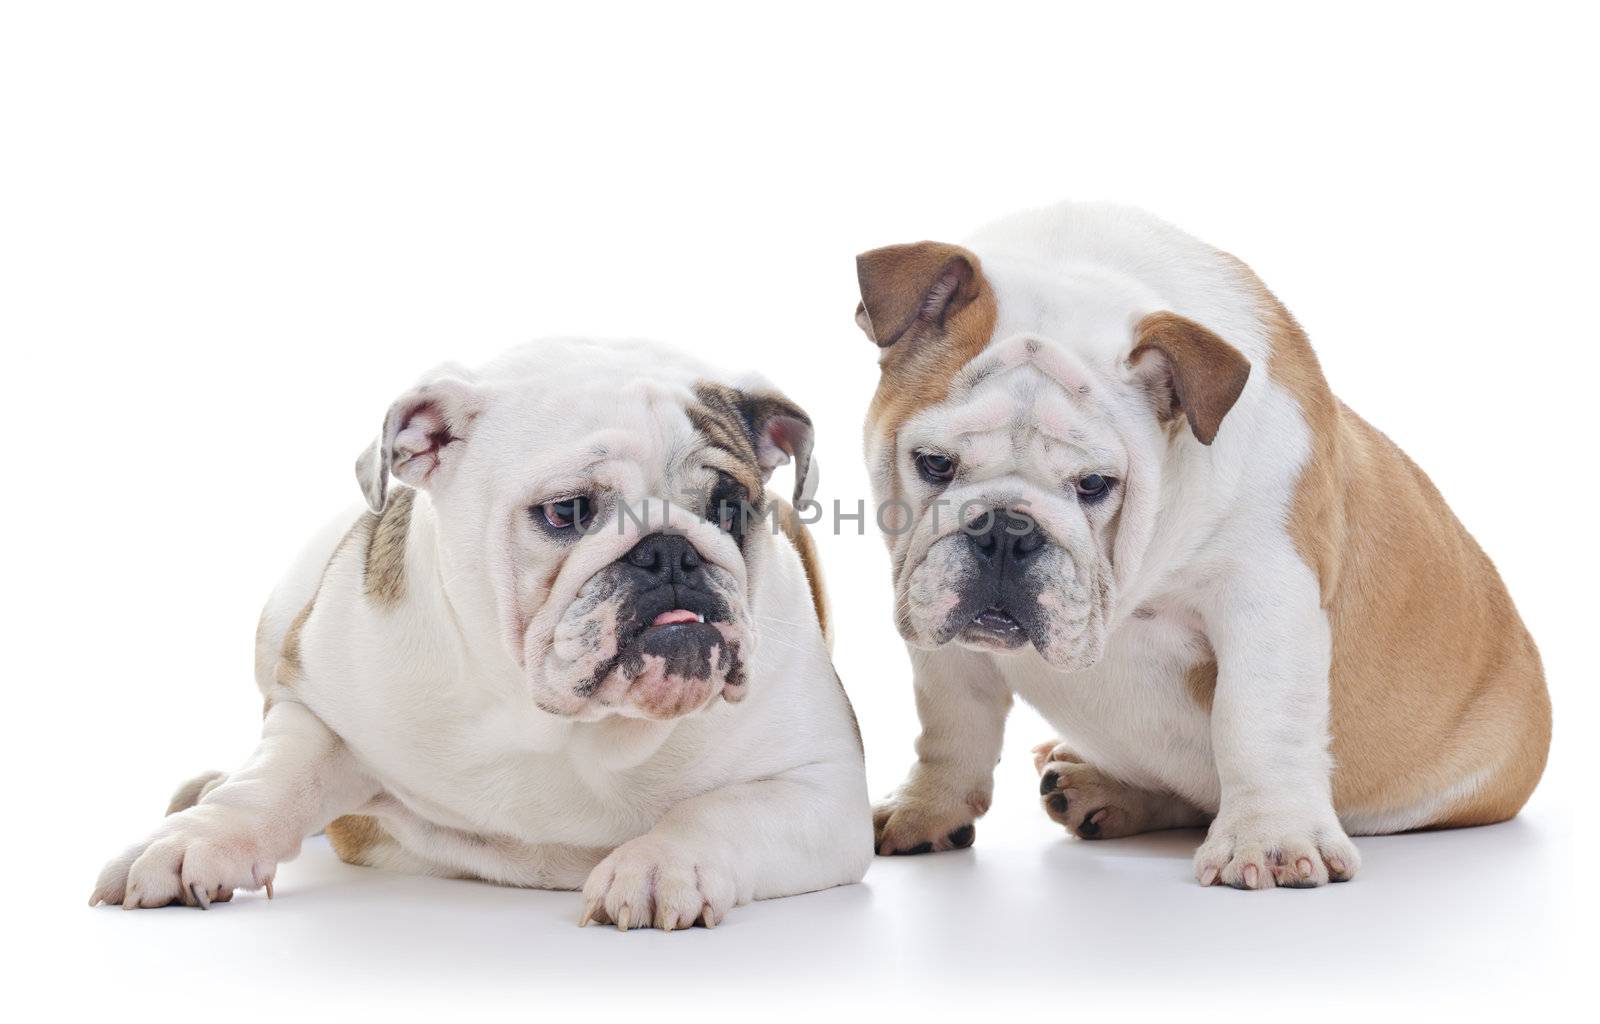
[93,338,871,926]
[871,203,1361,887]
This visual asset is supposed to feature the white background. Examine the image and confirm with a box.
[3,2,1595,1019]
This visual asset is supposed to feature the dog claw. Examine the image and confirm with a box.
[1199,865,1219,886]
[192,884,211,910]
[264,878,274,900]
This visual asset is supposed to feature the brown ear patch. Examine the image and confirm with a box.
[856,241,982,349]
[857,241,998,442]
[690,383,815,506]
[688,383,773,505]
[1129,312,1252,445]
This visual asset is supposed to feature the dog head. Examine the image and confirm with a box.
[854,230,1251,671]
[355,339,813,721]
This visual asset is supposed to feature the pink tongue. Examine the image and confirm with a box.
[651,609,700,627]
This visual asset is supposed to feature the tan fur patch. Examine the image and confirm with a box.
[770,495,829,644]
[275,598,316,687]
[1238,256,1551,830]
[272,511,379,688]
[326,814,393,867]
[364,486,415,607]
[1184,660,1218,714]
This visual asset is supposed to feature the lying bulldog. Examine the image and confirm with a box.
[91,338,870,927]
[855,203,1550,888]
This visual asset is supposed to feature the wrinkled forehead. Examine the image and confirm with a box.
[472,365,764,500]
[982,255,1165,365]
[499,371,694,452]
[461,367,696,496]
[901,334,1126,467]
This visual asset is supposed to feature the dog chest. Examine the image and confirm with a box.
[1001,606,1221,806]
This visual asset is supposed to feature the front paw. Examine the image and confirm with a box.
[1194,813,1360,890]
[579,836,739,931]
[872,789,982,856]
[90,809,277,910]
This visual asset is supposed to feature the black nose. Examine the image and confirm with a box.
[624,533,703,583]
[968,510,1046,569]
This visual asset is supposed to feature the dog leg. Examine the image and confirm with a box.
[91,699,377,909]
[579,760,871,931]
[1036,747,1208,839]
[873,646,1011,855]
[1192,562,1361,889]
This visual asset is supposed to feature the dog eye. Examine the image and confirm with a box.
[537,496,594,531]
[711,501,740,532]
[1074,474,1115,502]
[706,473,748,535]
[914,450,958,484]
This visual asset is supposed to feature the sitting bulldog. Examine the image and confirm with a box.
[91,338,870,929]
[854,202,1550,888]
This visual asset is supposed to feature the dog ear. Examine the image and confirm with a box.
[854,241,983,348]
[355,375,485,513]
[1128,312,1251,445]
[737,390,816,506]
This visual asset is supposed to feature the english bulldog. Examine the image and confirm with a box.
[855,203,1550,888]
[91,338,871,927]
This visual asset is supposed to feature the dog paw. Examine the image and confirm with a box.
[1037,759,1148,840]
[1031,738,1072,775]
[89,809,277,910]
[872,790,982,856]
[579,836,739,931]
[1194,814,1360,889]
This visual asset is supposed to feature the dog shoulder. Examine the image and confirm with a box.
[261,487,436,703]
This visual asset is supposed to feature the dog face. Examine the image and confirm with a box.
[356,339,813,721]
[855,243,1250,670]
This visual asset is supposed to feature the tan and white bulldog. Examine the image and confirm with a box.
[856,203,1550,888]
[91,338,870,927]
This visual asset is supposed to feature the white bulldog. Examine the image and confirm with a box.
[91,338,871,928]
[856,203,1550,887]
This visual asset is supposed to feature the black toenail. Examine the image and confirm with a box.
[898,841,933,856]
[1040,771,1058,795]
[1046,793,1068,815]
[947,824,975,849]
[1076,811,1103,839]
